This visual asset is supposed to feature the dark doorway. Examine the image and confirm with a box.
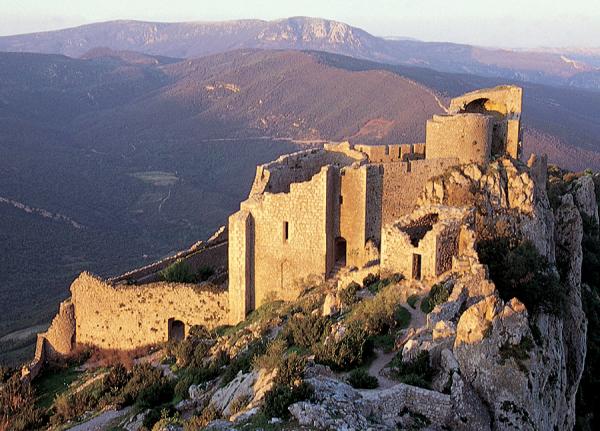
[168,319,185,341]
[412,254,422,280]
[335,237,347,266]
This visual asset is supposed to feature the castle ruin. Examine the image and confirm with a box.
[24,85,524,379]
[228,85,522,323]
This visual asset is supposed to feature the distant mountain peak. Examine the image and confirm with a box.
[257,17,364,46]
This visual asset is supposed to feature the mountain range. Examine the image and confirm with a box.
[1,17,600,90]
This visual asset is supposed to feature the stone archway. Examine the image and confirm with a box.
[168,318,185,341]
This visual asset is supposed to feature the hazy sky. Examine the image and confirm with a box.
[1,0,599,48]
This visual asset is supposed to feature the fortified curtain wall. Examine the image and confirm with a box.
[71,273,228,351]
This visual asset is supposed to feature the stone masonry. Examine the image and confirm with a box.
[229,85,523,323]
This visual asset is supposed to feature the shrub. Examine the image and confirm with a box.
[185,404,220,429]
[252,339,287,371]
[390,351,433,389]
[315,322,372,371]
[420,283,450,314]
[407,294,420,309]
[51,381,106,423]
[197,265,215,281]
[161,260,196,283]
[118,363,164,405]
[394,305,411,329]
[284,313,328,349]
[339,281,360,306]
[105,363,129,390]
[134,379,174,409]
[262,381,313,419]
[0,373,44,431]
[478,239,567,317]
[349,283,409,336]
[275,353,306,386]
[363,273,380,288]
[347,369,378,389]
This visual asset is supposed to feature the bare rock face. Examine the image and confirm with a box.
[419,158,555,263]
[554,193,588,429]
[418,158,591,430]
[572,175,599,225]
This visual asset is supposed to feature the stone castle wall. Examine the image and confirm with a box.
[381,206,469,280]
[381,158,460,225]
[248,166,333,305]
[70,273,228,351]
[426,114,493,165]
[250,146,363,196]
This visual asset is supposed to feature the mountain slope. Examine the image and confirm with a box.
[1,17,599,90]
[1,48,600,365]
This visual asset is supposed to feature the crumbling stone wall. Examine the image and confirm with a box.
[381,158,459,225]
[250,145,363,196]
[228,210,255,324]
[71,273,228,351]
[381,206,470,279]
[43,300,75,358]
[230,166,336,323]
[354,143,425,163]
[426,113,493,165]
[448,85,523,159]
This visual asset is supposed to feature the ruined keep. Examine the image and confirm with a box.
[228,85,523,323]
[27,85,524,378]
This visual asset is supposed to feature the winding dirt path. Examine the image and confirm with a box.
[368,349,397,389]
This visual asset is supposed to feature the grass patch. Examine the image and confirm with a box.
[34,366,82,409]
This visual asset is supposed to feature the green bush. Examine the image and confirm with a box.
[407,294,420,309]
[118,363,164,405]
[284,313,328,349]
[275,353,306,386]
[262,381,313,419]
[135,379,174,409]
[394,305,411,329]
[478,239,567,317]
[185,404,220,429]
[363,273,380,288]
[0,373,44,431]
[252,339,287,371]
[161,260,197,283]
[174,366,218,400]
[420,283,450,314]
[347,369,378,389]
[197,265,215,281]
[390,351,433,389]
[339,281,360,306]
[315,322,372,371]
